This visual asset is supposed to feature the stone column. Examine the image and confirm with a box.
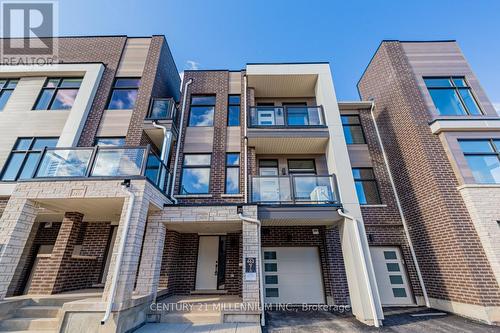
[28,212,84,295]
[135,219,166,297]
[0,198,38,299]
[241,216,260,305]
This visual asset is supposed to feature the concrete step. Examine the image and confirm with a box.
[15,305,60,318]
[160,312,222,324]
[0,317,59,331]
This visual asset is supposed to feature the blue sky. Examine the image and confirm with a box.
[59,0,500,106]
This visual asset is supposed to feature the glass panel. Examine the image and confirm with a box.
[265,275,278,284]
[34,89,55,110]
[18,152,40,179]
[389,275,404,285]
[184,154,211,166]
[36,149,93,177]
[6,80,18,89]
[452,78,467,87]
[60,78,82,88]
[392,288,407,298]
[149,99,171,119]
[252,177,291,203]
[352,168,375,180]
[228,95,240,105]
[114,78,140,88]
[265,288,279,297]
[227,105,240,126]
[91,148,145,177]
[384,251,397,260]
[0,90,13,110]
[264,251,277,260]
[145,154,161,184]
[1,153,25,180]
[424,78,452,88]
[225,167,239,194]
[180,168,210,194]
[288,160,315,173]
[343,125,366,144]
[15,138,33,150]
[307,107,323,125]
[32,138,58,149]
[458,89,482,115]
[464,155,500,184]
[189,106,214,126]
[386,263,400,272]
[294,176,333,202]
[107,89,138,110]
[264,263,277,272]
[459,140,493,153]
[0,79,6,89]
[95,137,126,146]
[45,79,60,88]
[287,107,309,126]
[226,153,240,165]
[355,180,381,204]
[428,89,467,116]
[50,89,79,110]
[191,96,216,105]
[494,140,500,152]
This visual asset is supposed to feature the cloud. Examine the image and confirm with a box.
[186,60,200,70]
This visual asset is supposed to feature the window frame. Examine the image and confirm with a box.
[0,137,58,181]
[341,114,367,144]
[459,138,500,184]
[179,153,212,195]
[227,94,241,126]
[188,95,216,127]
[352,167,382,205]
[225,152,240,194]
[424,76,483,116]
[33,77,83,111]
[0,79,19,111]
[105,77,141,110]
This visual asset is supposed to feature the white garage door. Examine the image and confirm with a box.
[262,247,325,304]
[370,246,414,306]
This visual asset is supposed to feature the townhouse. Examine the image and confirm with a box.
[0,36,497,333]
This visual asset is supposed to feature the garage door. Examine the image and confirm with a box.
[262,247,325,304]
[370,246,414,306]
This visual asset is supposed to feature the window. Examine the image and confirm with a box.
[288,159,316,174]
[180,154,211,194]
[225,153,240,194]
[459,139,500,184]
[94,137,126,146]
[0,79,18,111]
[34,78,82,110]
[1,137,58,181]
[106,78,141,110]
[341,115,366,144]
[259,159,279,176]
[352,168,381,204]
[227,95,240,126]
[189,95,215,126]
[424,77,482,116]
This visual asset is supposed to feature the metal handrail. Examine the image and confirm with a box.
[248,105,326,128]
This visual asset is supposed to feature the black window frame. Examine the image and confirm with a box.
[287,159,317,174]
[341,115,366,144]
[33,77,83,111]
[225,152,240,194]
[188,95,216,127]
[459,138,500,184]
[179,153,212,195]
[0,79,19,111]
[0,137,58,181]
[227,94,241,126]
[424,76,483,116]
[352,167,382,205]
[105,77,141,110]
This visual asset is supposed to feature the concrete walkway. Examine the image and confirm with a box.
[135,323,261,333]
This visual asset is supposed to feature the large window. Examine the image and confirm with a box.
[34,78,82,110]
[459,139,500,184]
[352,168,381,205]
[424,77,482,116]
[189,95,215,127]
[227,95,240,126]
[180,154,211,194]
[1,137,58,181]
[0,79,18,111]
[225,153,240,194]
[341,115,366,144]
[94,137,126,146]
[106,78,141,110]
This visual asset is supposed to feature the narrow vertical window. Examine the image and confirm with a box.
[227,95,240,126]
[225,153,240,194]
[341,115,366,144]
[0,79,18,111]
[352,168,381,204]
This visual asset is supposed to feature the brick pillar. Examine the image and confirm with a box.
[28,212,84,295]
[241,206,260,306]
[0,198,37,299]
[135,219,166,296]
[103,192,149,306]
[324,226,349,305]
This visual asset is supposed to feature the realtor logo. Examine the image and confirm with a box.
[1,0,58,63]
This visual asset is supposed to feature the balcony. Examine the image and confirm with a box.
[143,98,178,148]
[25,146,171,194]
[247,106,329,154]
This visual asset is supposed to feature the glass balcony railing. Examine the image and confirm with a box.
[250,174,339,204]
[146,98,177,121]
[248,105,326,128]
[30,146,171,194]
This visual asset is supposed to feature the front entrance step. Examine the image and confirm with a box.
[15,305,60,318]
[190,290,228,295]
[0,317,59,331]
[160,313,222,324]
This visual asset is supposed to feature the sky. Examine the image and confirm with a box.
[59,0,500,106]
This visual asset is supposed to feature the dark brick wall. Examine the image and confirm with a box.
[358,41,500,306]
[325,226,350,304]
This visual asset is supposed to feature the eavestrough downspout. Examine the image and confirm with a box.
[243,74,249,203]
[237,213,265,327]
[101,182,135,325]
[368,101,430,307]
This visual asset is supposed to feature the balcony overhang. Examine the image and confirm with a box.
[143,119,177,148]
[258,204,343,226]
[247,128,329,154]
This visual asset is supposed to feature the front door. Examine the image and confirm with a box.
[195,236,219,290]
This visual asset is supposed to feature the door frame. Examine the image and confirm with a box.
[195,235,227,291]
